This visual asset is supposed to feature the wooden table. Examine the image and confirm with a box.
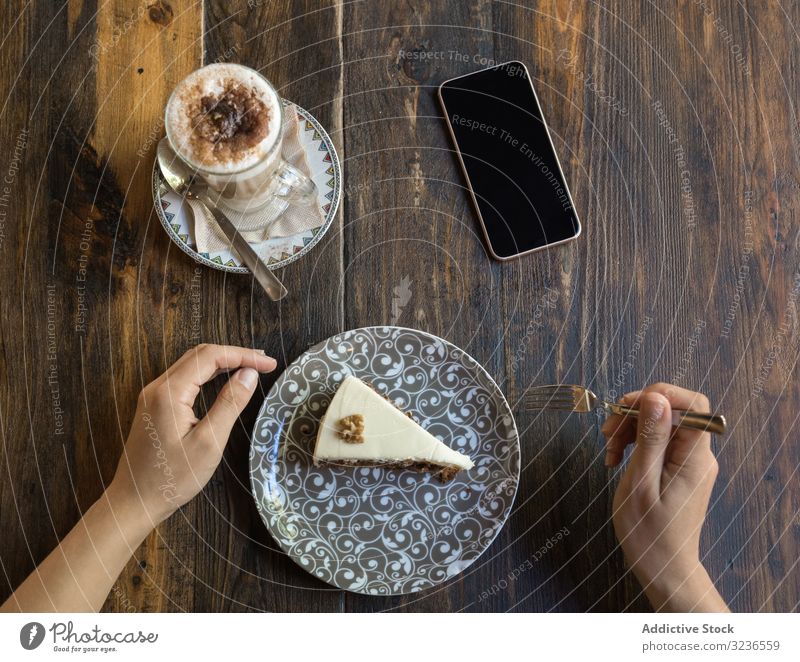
[1,0,798,612]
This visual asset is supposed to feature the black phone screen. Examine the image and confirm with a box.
[439,61,580,259]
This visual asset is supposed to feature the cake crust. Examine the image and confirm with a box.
[314,457,462,483]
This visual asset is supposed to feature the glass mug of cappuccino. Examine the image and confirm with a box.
[164,63,316,217]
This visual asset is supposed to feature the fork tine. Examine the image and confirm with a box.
[525,393,576,403]
[525,385,578,398]
[524,384,582,411]
[525,403,576,411]
[525,397,577,408]
[526,402,578,411]
[527,384,576,391]
[527,384,578,394]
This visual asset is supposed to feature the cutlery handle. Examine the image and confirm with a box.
[611,404,727,435]
[196,192,288,301]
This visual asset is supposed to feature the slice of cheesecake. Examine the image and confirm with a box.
[313,376,474,482]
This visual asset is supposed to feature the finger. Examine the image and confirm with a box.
[604,434,631,466]
[158,345,276,404]
[610,389,645,442]
[622,390,643,404]
[626,392,672,500]
[600,412,624,436]
[627,383,711,412]
[190,367,261,453]
[169,345,277,384]
[601,393,641,467]
[602,412,636,441]
[625,384,713,459]
[602,413,634,467]
[601,391,642,437]
[604,443,624,468]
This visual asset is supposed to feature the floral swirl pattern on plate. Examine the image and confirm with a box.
[249,326,520,595]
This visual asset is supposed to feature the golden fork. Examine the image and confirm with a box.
[525,384,726,434]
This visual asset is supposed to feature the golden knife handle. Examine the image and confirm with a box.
[611,404,727,435]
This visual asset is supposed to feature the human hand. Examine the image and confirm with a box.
[602,383,728,612]
[108,344,277,527]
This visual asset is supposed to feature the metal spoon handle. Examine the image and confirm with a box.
[195,191,287,301]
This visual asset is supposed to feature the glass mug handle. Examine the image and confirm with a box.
[272,158,317,205]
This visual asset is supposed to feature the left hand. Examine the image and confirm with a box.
[109,344,277,525]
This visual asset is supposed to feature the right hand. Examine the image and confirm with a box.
[602,383,728,612]
[108,344,277,526]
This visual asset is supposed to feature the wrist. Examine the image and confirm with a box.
[102,481,159,543]
[635,560,728,612]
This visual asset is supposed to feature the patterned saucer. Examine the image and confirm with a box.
[249,326,520,595]
[152,100,341,272]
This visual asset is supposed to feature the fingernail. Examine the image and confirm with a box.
[234,367,259,390]
[649,396,667,419]
[641,393,668,425]
[255,349,277,370]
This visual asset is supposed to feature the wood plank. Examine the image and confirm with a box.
[340,0,513,612]
[695,0,800,614]
[197,0,345,612]
[493,0,800,612]
[0,0,80,605]
[491,0,664,613]
[53,0,205,612]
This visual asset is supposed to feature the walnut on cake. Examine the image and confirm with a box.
[337,414,365,443]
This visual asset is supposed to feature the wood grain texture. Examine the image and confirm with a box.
[0,0,798,613]
[198,0,346,613]
[339,0,519,613]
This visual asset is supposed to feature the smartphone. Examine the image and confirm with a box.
[438,61,581,260]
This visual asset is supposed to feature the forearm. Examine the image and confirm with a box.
[637,562,730,613]
[0,484,154,612]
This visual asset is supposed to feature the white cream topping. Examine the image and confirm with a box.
[313,376,474,470]
[165,63,281,173]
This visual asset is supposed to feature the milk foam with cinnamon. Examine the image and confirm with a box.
[166,63,281,174]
